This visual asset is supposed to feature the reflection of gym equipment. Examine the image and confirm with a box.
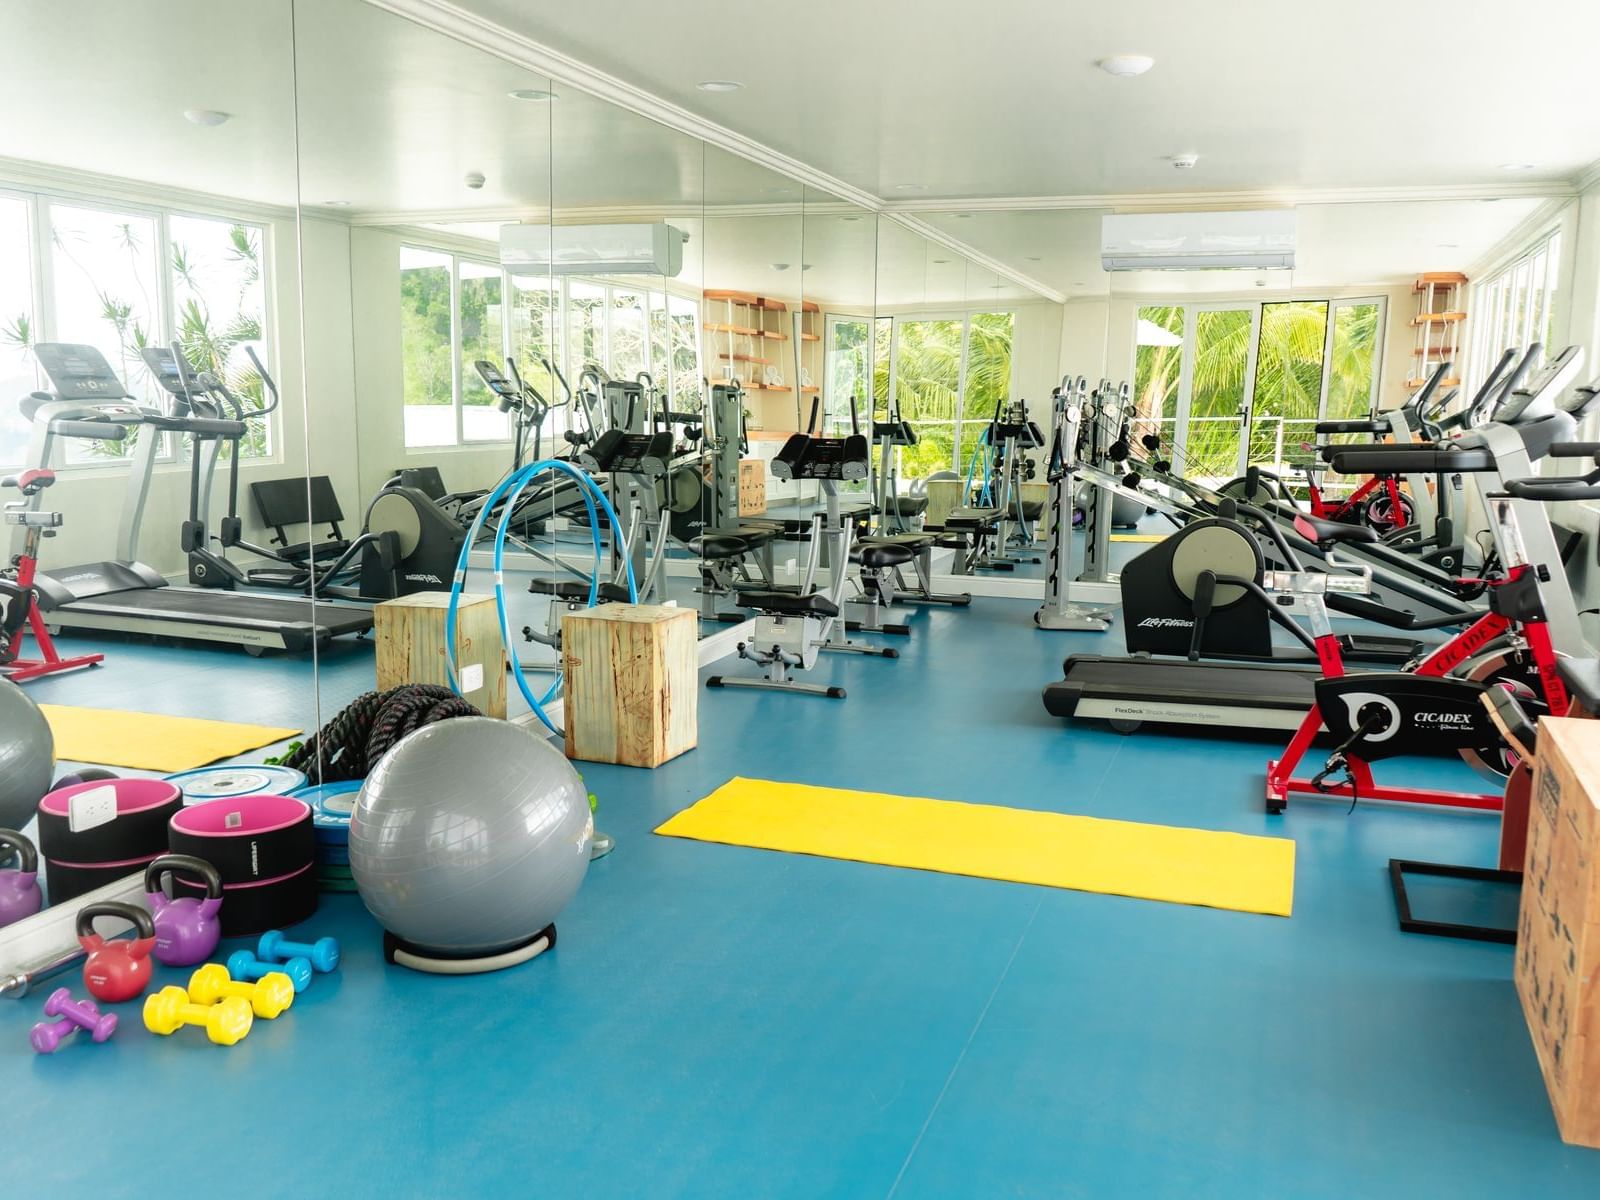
[522,429,674,650]
[2,469,106,681]
[868,401,930,535]
[13,343,371,654]
[1035,377,1114,631]
[248,476,352,570]
[708,400,899,698]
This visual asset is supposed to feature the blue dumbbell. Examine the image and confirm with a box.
[227,949,312,994]
[258,929,340,974]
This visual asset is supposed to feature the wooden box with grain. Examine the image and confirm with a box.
[738,457,767,516]
[1515,715,1600,1149]
[374,592,506,719]
[562,603,697,767]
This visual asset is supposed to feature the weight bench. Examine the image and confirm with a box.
[938,506,1006,575]
[691,520,783,617]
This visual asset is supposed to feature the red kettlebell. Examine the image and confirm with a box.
[78,902,157,1003]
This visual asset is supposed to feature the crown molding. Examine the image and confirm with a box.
[359,0,1057,302]
[363,0,880,213]
[883,181,1577,215]
[884,213,1065,304]
[1573,158,1600,194]
[0,155,295,222]
[1465,197,1574,281]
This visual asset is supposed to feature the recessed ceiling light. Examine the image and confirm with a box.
[771,262,791,271]
[183,109,231,127]
[509,88,557,102]
[1500,162,1536,171]
[1170,153,1199,170]
[1096,55,1155,78]
[324,200,351,207]
[1437,242,1460,249]
[1026,256,1042,262]
[697,80,743,92]
[932,258,949,264]
[953,213,972,219]
[893,184,928,192]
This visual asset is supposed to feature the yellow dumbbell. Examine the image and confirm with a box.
[143,985,253,1046]
[188,963,294,1019]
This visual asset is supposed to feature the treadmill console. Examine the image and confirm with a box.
[770,433,869,482]
[1495,345,1584,424]
[139,346,202,399]
[32,343,132,401]
[473,360,520,411]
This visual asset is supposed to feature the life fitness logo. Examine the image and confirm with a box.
[1137,617,1193,629]
[1339,692,1474,742]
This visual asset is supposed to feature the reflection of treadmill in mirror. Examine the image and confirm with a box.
[18,342,371,654]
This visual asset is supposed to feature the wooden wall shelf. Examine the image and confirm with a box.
[1411,311,1467,326]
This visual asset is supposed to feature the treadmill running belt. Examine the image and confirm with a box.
[1044,655,1317,731]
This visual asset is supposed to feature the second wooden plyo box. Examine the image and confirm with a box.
[561,603,698,767]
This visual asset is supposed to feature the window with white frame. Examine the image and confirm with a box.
[1469,229,1562,395]
[398,245,706,449]
[0,184,273,470]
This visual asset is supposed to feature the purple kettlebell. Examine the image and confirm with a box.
[0,830,43,929]
[144,854,224,967]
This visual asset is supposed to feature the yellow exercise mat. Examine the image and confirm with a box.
[40,705,301,773]
[656,777,1294,917]
[1111,533,1167,543]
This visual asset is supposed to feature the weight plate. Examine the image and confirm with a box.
[315,844,350,867]
[166,765,308,801]
[318,877,360,893]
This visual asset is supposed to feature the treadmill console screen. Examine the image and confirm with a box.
[139,346,197,397]
[32,342,130,401]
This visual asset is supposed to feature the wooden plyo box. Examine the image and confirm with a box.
[1516,716,1600,1149]
[562,603,697,767]
[374,591,507,719]
[738,458,767,516]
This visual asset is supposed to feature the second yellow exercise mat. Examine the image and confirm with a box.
[40,705,301,773]
[656,777,1294,917]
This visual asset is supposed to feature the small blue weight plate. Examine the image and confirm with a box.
[290,781,364,809]
[315,844,350,867]
[167,765,308,801]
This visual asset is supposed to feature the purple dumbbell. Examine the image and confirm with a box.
[30,988,118,1054]
[227,949,312,993]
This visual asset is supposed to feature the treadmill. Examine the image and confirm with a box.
[12,344,371,654]
[1044,351,1588,733]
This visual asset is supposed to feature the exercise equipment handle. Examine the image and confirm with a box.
[806,396,821,435]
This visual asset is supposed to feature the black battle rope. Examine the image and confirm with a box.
[271,685,482,782]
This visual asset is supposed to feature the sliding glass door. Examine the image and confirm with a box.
[1178,304,1258,485]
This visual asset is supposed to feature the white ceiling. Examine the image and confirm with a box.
[461,0,1600,200]
[0,0,1584,310]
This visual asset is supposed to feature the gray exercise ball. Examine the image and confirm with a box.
[1073,482,1147,529]
[0,678,54,829]
[349,717,592,956]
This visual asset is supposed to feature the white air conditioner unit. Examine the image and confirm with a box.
[1101,209,1296,272]
[499,222,687,277]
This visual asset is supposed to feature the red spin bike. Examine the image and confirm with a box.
[1263,498,1569,817]
[1294,454,1415,534]
[1,469,104,682]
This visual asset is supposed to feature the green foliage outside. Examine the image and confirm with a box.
[1133,301,1378,487]
[400,260,453,408]
[871,312,1015,479]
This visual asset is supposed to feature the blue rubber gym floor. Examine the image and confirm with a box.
[7,577,1599,1197]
